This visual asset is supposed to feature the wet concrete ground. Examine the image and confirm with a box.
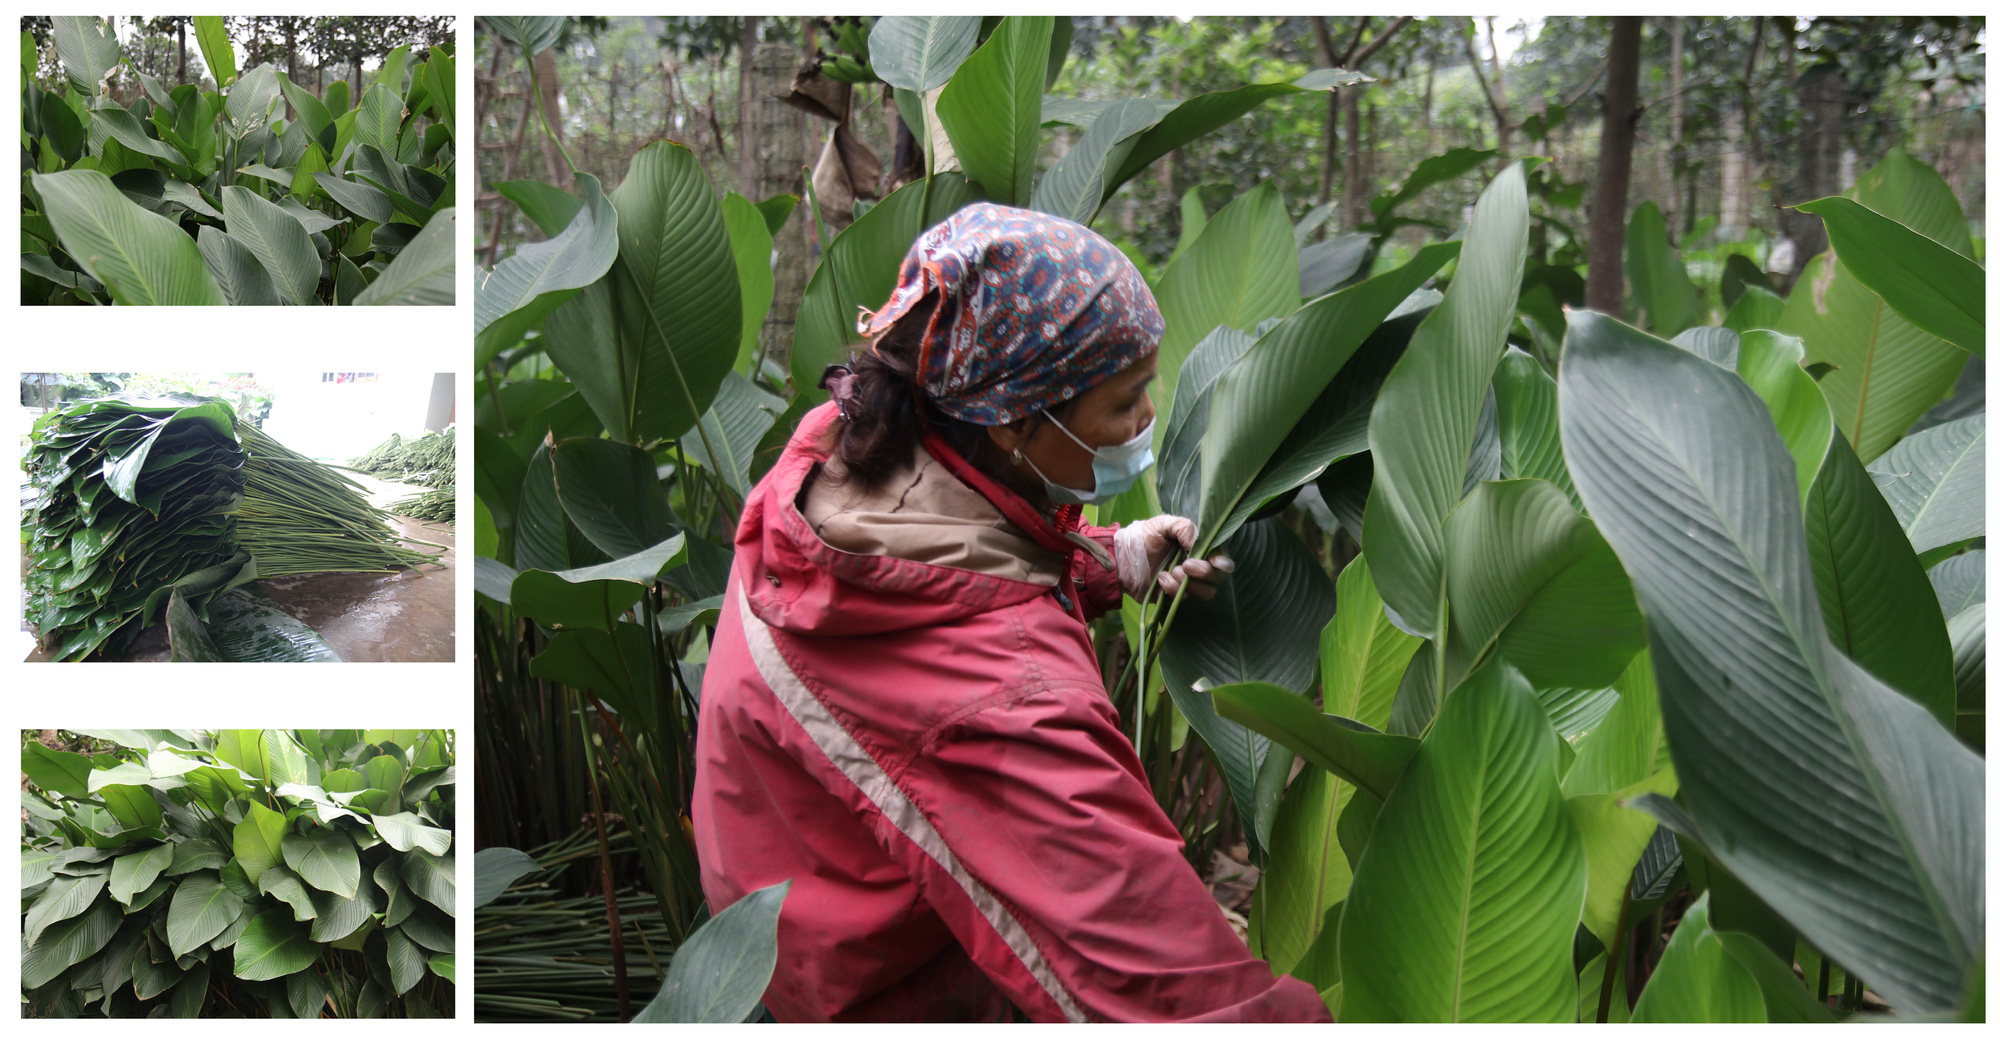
[20,473,455,663]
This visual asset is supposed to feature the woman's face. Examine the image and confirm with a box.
[989,349,1159,496]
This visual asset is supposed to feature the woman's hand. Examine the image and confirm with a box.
[1113,515,1235,601]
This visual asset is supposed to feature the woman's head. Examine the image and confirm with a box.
[826,204,1163,505]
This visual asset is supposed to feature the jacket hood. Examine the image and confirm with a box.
[733,404,1058,637]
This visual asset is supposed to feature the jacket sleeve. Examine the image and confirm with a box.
[1073,522,1124,620]
[900,683,1332,1022]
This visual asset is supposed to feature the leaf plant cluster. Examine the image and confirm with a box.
[470,14,1985,1022]
[22,730,456,1018]
[21,16,455,305]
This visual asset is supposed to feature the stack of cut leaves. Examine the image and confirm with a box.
[236,422,441,576]
[23,395,254,661]
[21,729,456,1018]
[390,487,454,523]
[350,427,455,488]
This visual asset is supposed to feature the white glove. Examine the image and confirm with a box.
[1113,515,1235,601]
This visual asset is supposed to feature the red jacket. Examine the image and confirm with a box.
[692,404,1330,1022]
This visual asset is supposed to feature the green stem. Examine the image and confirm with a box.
[525,52,578,180]
[1597,877,1634,1022]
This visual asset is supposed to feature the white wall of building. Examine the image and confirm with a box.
[259,371,443,461]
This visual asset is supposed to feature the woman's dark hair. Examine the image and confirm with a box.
[824,295,1068,498]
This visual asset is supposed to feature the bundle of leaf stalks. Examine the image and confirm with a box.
[236,421,443,576]
[23,395,252,660]
[391,486,456,522]
[351,426,455,488]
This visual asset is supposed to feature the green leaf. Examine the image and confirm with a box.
[231,799,289,884]
[233,910,321,981]
[1200,244,1458,548]
[1930,549,1985,617]
[173,960,211,1017]
[277,71,335,151]
[549,436,679,557]
[485,16,566,57]
[352,82,403,162]
[1568,767,1678,947]
[1363,163,1530,640]
[400,849,455,916]
[869,17,980,91]
[1866,413,1984,564]
[219,185,320,305]
[25,871,108,946]
[1320,554,1421,732]
[1734,329,1834,498]
[936,17,1053,207]
[287,966,332,1019]
[1159,518,1335,860]
[1724,284,1787,333]
[473,847,543,909]
[370,811,453,856]
[790,172,983,403]
[428,953,455,983]
[1338,662,1585,1022]
[1369,147,1497,222]
[511,536,687,631]
[225,63,281,137]
[22,897,121,989]
[1712,930,1838,1022]
[385,927,426,995]
[355,209,455,305]
[314,172,396,225]
[192,16,235,87]
[165,873,245,958]
[1562,648,1668,797]
[281,828,361,898]
[166,837,228,876]
[1491,348,1578,507]
[1797,195,1983,357]
[424,45,455,128]
[22,742,93,797]
[31,169,227,305]
[196,226,283,306]
[633,880,792,1022]
[307,882,378,943]
[721,192,777,374]
[680,373,786,501]
[1032,98,1166,225]
[108,843,173,905]
[1151,182,1298,419]
[1778,252,1965,463]
[1630,893,1767,1021]
[258,865,319,921]
[1443,479,1644,690]
[39,90,84,163]
[1255,769,1358,976]
[51,16,121,95]
[590,141,743,443]
[1211,682,1418,802]
[1625,200,1701,336]
[1558,309,1985,1013]
[1101,69,1367,206]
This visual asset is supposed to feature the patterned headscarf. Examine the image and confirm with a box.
[858,203,1163,427]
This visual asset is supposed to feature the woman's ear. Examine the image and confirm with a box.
[986,416,1037,458]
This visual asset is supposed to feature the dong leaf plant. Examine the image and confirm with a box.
[21,16,455,305]
[470,15,1985,1023]
[22,730,456,1018]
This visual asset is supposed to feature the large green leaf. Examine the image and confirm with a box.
[370,812,453,857]
[225,64,282,138]
[790,173,982,404]
[1854,145,1976,258]
[22,897,121,989]
[192,16,235,87]
[485,16,566,57]
[25,872,108,945]
[219,185,321,305]
[1101,69,1366,205]
[1561,649,1667,798]
[277,71,335,152]
[1443,479,1644,690]
[50,17,121,95]
[1211,682,1418,802]
[385,927,426,995]
[233,910,321,981]
[1362,163,1530,640]
[1866,413,1984,564]
[1150,182,1298,420]
[475,174,618,363]
[1734,329,1834,498]
[258,866,319,921]
[1778,252,1965,463]
[936,17,1053,207]
[352,82,403,159]
[680,373,786,501]
[108,842,173,905]
[549,437,678,557]
[355,209,455,305]
[31,169,227,305]
[400,849,456,916]
[1491,347,1577,508]
[1567,767,1677,948]
[87,100,194,169]
[1159,518,1335,861]
[1625,200,1701,336]
[1321,554,1421,734]
[632,880,792,1022]
[869,16,980,92]
[307,881,378,942]
[510,536,686,631]
[281,828,361,898]
[473,847,543,909]
[1199,244,1458,549]
[1796,196,1983,357]
[22,742,93,797]
[1338,662,1585,1022]
[1557,309,1984,1013]
[515,437,606,573]
[231,799,289,884]
[1255,767,1360,976]
[721,192,776,373]
[1629,893,1767,1021]
[1031,98,1166,225]
[197,226,284,306]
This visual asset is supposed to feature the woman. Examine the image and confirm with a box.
[693,204,1330,1022]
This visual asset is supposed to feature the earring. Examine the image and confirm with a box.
[1011,448,1024,464]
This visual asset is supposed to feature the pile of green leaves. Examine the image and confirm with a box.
[389,487,454,523]
[23,394,252,660]
[351,427,455,488]
[21,16,455,306]
[22,730,456,1018]
[236,421,440,576]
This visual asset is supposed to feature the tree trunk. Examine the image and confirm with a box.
[176,20,185,82]
[1787,64,1845,277]
[737,17,759,196]
[1484,17,1512,156]
[1341,90,1365,229]
[1464,17,1511,158]
[285,23,298,119]
[1312,17,1339,210]
[1667,17,1685,233]
[533,49,572,190]
[1586,17,1644,315]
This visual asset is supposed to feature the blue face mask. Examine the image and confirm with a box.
[1018,411,1157,506]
